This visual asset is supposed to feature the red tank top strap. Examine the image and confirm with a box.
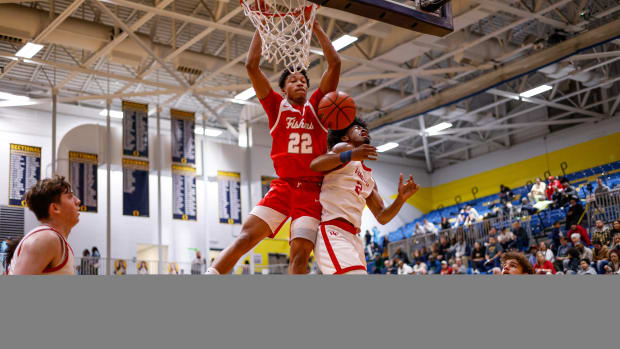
[16,226,72,273]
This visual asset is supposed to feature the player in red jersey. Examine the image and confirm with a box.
[207,19,341,275]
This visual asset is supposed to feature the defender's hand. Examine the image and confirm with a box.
[351,144,378,161]
[397,174,419,201]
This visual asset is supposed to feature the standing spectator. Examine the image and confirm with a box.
[91,246,100,275]
[577,258,597,275]
[548,221,563,255]
[364,230,372,246]
[526,245,539,267]
[452,257,468,274]
[426,254,441,275]
[591,239,609,274]
[80,249,91,275]
[539,242,554,263]
[594,178,610,195]
[565,199,584,230]
[397,259,414,275]
[440,217,451,230]
[453,234,470,265]
[420,246,430,264]
[528,178,547,203]
[603,250,620,274]
[512,221,530,252]
[501,251,534,275]
[439,261,453,275]
[554,236,572,273]
[563,248,581,274]
[498,227,516,251]
[470,241,486,273]
[437,235,451,261]
[610,220,620,245]
[423,219,438,235]
[567,224,591,246]
[611,234,620,251]
[191,251,203,275]
[381,235,390,257]
[413,258,428,275]
[533,251,556,275]
[591,220,611,247]
[571,234,593,262]
[484,236,503,271]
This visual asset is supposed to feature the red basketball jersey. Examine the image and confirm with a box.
[260,89,328,179]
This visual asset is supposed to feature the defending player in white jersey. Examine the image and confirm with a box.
[309,119,420,274]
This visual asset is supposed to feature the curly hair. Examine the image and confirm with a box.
[278,68,310,90]
[501,251,533,274]
[327,118,368,149]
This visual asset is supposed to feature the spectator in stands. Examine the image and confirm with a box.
[571,233,593,262]
[603,250,620,274]
[413,259,428,275]
[611,233,620,251]
[568,224,591,246]
[420,246,430,264]
[381,235,390,255]
[91,246,100,275]
[559,180,579,207]
[387,258,399,275]
[512,221,530,252]
[191,251,203,275]
[546,176,563,201]
[437,235,451,261]
[464,206,480,225]
[395,248,410,265]
[452,234,470,265]
[364,230,372,246]
[565,199,584,230]
[440,260,453,275]
[501,251,534,274]
[548,220,563,255]
[414,222,425,235]
[595,178,610,195]
[486,227,498,247]
[423,219,438,235]
[539,242,554,263]
[79,249,91,275]
[497,227,514,251]
[533,251,556,275]
[610,220,620,245]
[484,236,503,271]
[452,257,468,274]
[527,245,539,267]
[577,258,597,275]
[373,255,386,274]
[499,185,514,205]
[426,254,441,275]
[440,217,451,230]
[591,239,609,274]
[563,248,581,274]
[455,208,467,227]
[554,236,572,272]
[591,220,611,247]
[471,241,486,272]
[528,177,547,203]
[397,259,414,275]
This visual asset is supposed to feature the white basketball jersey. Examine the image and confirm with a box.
[320,161,375,228]
[7,225,75,275]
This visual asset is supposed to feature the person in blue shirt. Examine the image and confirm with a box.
[426,254,441,275]
[548,220,563,256]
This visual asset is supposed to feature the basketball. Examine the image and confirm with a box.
[318,91,357,130]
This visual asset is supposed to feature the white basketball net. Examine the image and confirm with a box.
[241,0,318,73]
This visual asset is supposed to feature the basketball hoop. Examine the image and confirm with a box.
[240,0,318,73]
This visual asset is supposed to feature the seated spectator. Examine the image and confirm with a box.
[548,221,563,255]
[558,182,578,207]
[528,177,547,203]
[387,258,399,275]
[553,236,572,273]
[539,241,554,263]
[546,176,563,201]
[577,258,597,275]
[610,220,620,245]
[571,233,593,262]
[533,251,556,275]
[414,222,425,235]
[518,198,535,217]
[594,178,610,195]
[484,236,503,270]
[498,227,516,251]
[565,199,584,230]
[464,206,480,225]
[512,221,530,252]
[419,246,430,263]
[603,250,620,274]
[452,234,470,265]
[591,220,611,247]
[413,259,428,275]
[486,227,498,247]
[526,245,539,268]
[437,236,451,261]
[426,254,441,275]
[611,234,620,251]
[591,239,609,274]
[423,219,438,235]
[373,255,386,274]
[470,241,486,273]
[563,247,581,274]
[455,208,467,227]
[567,224,591,246]
[499,184,514,204]
[501,251,534,275]
[452,257,468,274]
[447,236,458,260]
[395,248,410,265]
[439,260,453,275]
[440,217,451,230]
[397,259,414,275]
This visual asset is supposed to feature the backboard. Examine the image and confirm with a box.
[308,0,453,36]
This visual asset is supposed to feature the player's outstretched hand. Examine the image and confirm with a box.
[397,174,419,201]
[351,144,378,161]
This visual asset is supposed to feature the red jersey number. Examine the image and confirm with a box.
[288,132,313,154]
[355,181,362,195]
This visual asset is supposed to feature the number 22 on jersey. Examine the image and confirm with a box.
[288,132,313,154]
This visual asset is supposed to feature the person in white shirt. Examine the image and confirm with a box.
[415,222,425,235]
[397,259,414,275]
[528,177,547,203]
[539,241,554,263]
[413,260,427,275]
[464,206,480,225]
[423,219,438,235]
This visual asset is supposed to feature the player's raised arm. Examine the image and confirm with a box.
[367,174,420,225]
[313,20,341,94]
[245,30,272,100]
[310,143,378,172]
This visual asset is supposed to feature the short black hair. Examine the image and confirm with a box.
[279,68,310,90]
[327,118,368,149]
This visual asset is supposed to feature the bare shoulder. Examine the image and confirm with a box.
[20,230,62,253]
[331,142,354,154]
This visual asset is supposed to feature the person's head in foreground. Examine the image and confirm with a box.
[501,251,533,274]
[327,118,370,149]
[613,220,620,231]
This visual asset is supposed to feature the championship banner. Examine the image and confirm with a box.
[218,171,242,225]
[261,176,277,198]
[122,101,149,158]
[170,109,196,165]
[122,158,149,217]
[69,151,98,212]
[9,144,41,207]
[172,164,197,221]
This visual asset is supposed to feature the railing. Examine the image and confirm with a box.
[585,188,620,230]
[0,252,6,275]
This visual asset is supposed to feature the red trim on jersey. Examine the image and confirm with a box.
[16,226,72,274]
[334,265,367,275]
[269,217,289,239]
[361,161,372,172]
[321,224,342,271]
[321,219,360,235]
